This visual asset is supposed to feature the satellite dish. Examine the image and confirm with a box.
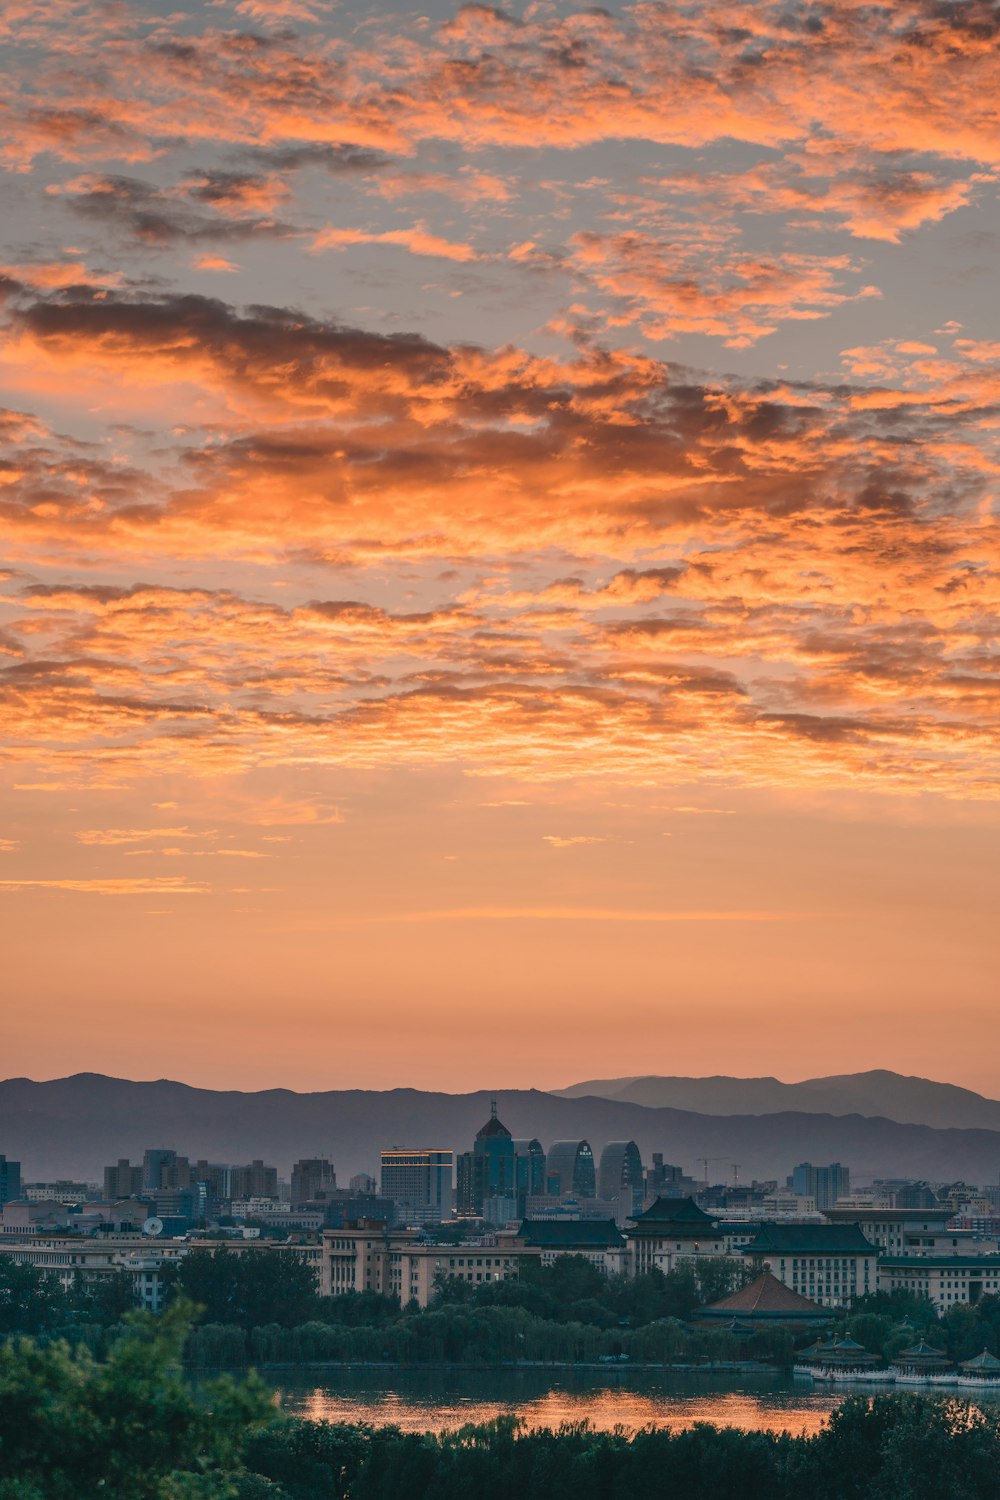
[143,1217,164,1237]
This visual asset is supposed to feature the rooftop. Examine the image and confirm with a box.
[699,1270,828,1320]
[629,1197,719,1236]
[880,1255,1000,1268]
[517,1218,625,1248]
[745,1223,877,1255]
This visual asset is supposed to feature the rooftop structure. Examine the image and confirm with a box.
[694,1270,830,1328]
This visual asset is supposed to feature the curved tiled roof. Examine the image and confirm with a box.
[700,1270,828,1318]
[517,1217,625,1248]
[629,1196,718,1234]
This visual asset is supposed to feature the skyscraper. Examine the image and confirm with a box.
[380,1148,453,1224]
[456,1100,517,1216]
[291,1157,338,1204]
[791,1161,850,1211]
[0,1155,21,1206]
[545,1140,596,1198]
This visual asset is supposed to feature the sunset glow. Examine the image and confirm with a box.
[2,0,998,1090]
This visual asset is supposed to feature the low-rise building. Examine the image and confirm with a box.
[742,1222,877,1308]
[823,1206,954,1255]
[878,1255,1000,1310]
[511,1218,629,1276]
[321,1220,538,1306]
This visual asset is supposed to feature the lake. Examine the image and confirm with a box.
[267,1366,930,1437]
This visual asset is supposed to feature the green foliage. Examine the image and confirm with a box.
[172,1250,320,1330]
[840,1292,1000,1365]
[0,1301,273,1499]
[237,1398,1000,1500]
[0,1258,65,1336]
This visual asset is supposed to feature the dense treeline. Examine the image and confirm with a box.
[9,1250,1000,1372]
[3,1310,1000,1499]
[180,1253,785,1368]
[185,1305,792,1369]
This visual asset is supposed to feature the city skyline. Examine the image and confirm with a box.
[2,0,999,1091]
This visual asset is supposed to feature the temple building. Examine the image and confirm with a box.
[693,1269,831,1332]
[625,1197,727,1274]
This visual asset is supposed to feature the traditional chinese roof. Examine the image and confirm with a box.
[745,1223,876,1255]
[895,1338,951,1368]
[627,1196,720,1237]
[517,1218,625,1248]
[697,1270,829,1323]
[798,1334,879,1366]
[960,1348,1000,1372]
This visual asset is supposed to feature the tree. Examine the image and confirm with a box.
[0,1301,273,1499]
[0,1259,63,1336]
[171,1250,320,1329]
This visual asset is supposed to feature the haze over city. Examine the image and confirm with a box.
[2,0,998,1094]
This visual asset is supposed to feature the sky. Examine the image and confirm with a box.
[1,0,999,1095]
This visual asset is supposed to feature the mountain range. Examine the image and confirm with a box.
[555,1070,1000,1131]
[4,1071,1000,1187]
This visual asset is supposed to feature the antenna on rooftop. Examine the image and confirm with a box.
[490,1094,498,1119]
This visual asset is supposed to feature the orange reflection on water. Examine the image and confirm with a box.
[279,1380,843,1437]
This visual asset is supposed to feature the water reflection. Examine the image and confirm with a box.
[272,1369,861,1437]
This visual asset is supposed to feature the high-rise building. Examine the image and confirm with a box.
[291,1158,337,1204]
[791,1161,850,1212]
[349,1173,376,1195]
[142,1149,178,1193]
[381,1149,453,1225]
[104,1159,143,1200]
[545,1140,596,1199]
[456,1101,517,1216]
[229,1160,278,1199]
[511,1138,545,1214]
[598,1141,645,1216]
[0,1155,21,1205]
[646,1154,687,1200]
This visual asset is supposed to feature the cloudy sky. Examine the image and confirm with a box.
[2,0,999,1092]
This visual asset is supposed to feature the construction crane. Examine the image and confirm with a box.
[699,1156,728,1187]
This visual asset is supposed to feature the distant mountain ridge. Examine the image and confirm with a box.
[5,1071,1000,1186]
[554,1070,1000,1132]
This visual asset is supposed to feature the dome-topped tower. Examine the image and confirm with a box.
[476,1097,512,1140]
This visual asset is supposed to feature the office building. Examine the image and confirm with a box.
[545,1140,596,1199]
[322,1220,538,1306]
[513,1218,629,1276]
[456,1102,516,1216]
[229,1160,278,1199]
[291,1158,337,1205]
[104,1159,144,1200]
[0,1156,22,1206]
[142,1149,178,1193]
[743,1222,877,1308]
[791,1162,850,1212]
[598,1141,644,1217]
[381,1148,452,1225]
